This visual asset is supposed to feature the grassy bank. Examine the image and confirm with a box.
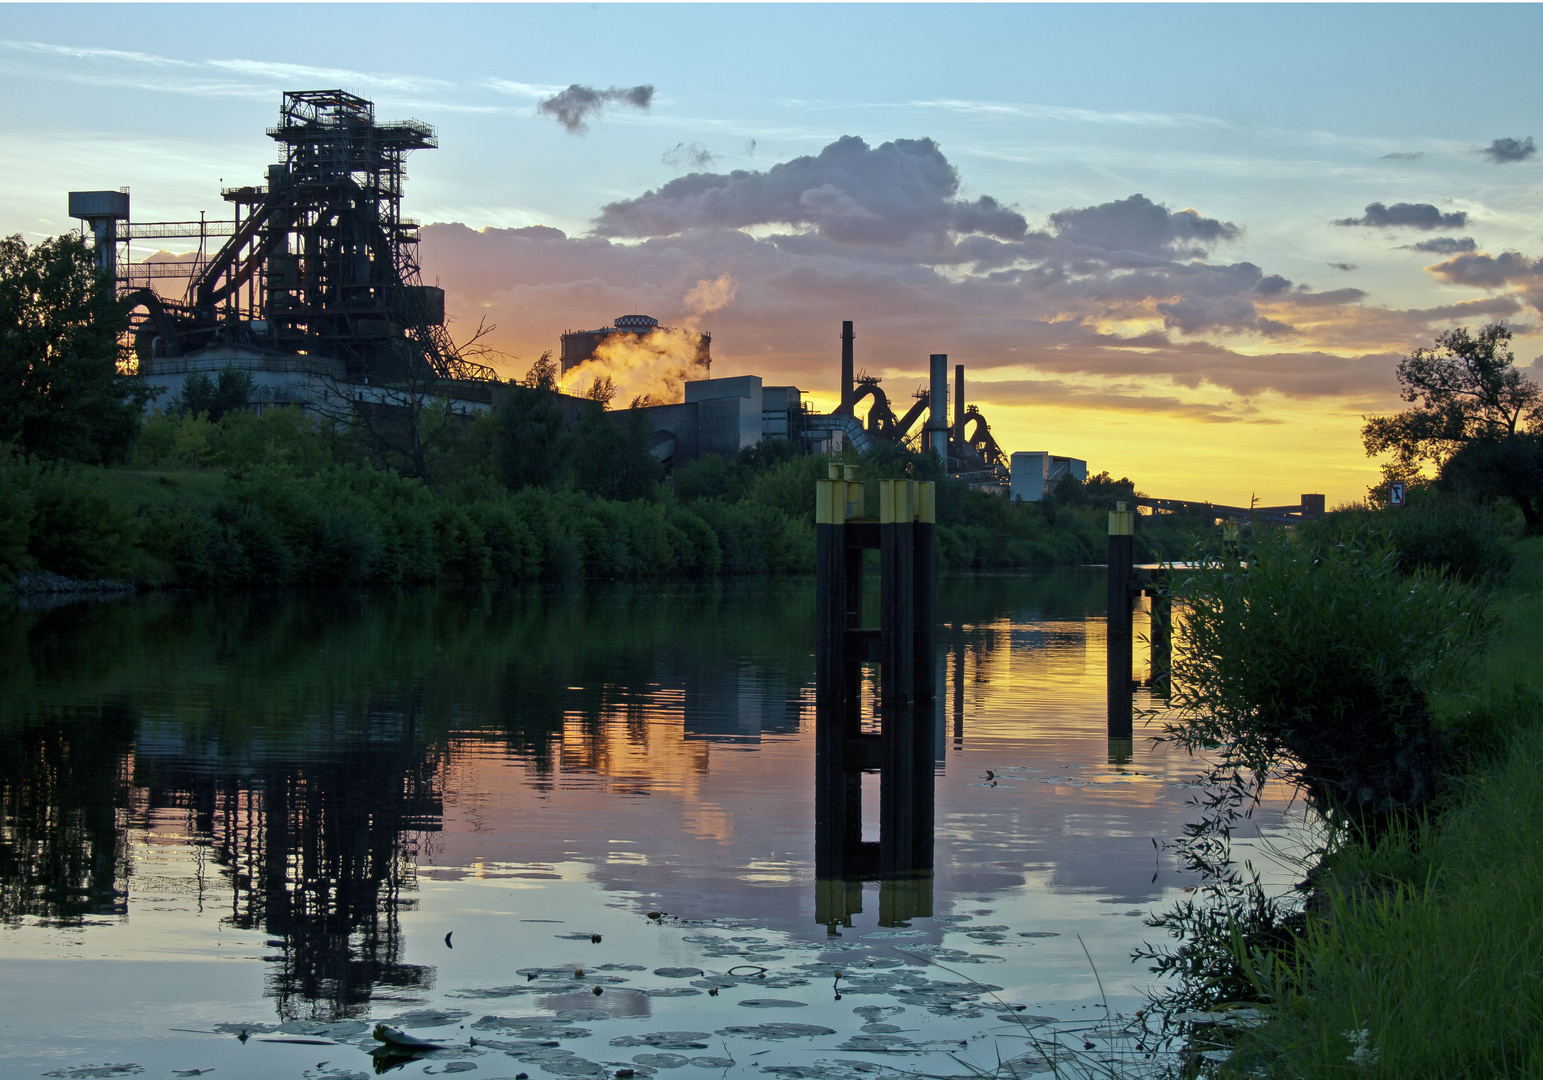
[1189,536,1543,1078]
[2,404,1213,589]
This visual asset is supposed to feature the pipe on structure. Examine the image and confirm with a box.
[953,364,965,447]
[840,321,855,415]
[926,354,949,457]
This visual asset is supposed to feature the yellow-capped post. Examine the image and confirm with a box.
[1107,500,1135,740]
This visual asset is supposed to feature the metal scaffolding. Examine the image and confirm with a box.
[110,89,493,384]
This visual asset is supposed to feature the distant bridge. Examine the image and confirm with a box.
[1136,493,1326,526]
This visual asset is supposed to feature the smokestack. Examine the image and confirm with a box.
[953,363,965,446]
[840,321,854,414]
[927,353,949,457]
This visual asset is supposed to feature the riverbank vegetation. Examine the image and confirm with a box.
[1142,513,1543,1077]
[1,366,1212,590]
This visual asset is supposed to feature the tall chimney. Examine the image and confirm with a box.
[927,353,949,457]
[953,363,965,446]
[840,320,854,414]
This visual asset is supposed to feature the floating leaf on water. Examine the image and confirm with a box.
[470,1016,592,1040]
[594,964,647,972]
[43,1068,146,1079]
[386,1009,470,1028]
[859,1023,901,1033]
[437,1065,478,1074]
[213,1022,279,1036]
[850,1005,904,1019]
[1016,932,1060,938]
[554,1009,611,1022]
[713,1023,836,1040]
[631,1052,690,1068]
[557,932,607,941]
[995,1013,1059,1026]
[635,988,702,998]
[836,1033,914,1050]
[688,1058,735,1069]
[651,967,702,979]
[737,999,807,1009]
[607,1032,711,1050]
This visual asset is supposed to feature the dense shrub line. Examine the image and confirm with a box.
[5,396,1217,588]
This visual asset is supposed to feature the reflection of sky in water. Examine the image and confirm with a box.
[0,575,1297,1079]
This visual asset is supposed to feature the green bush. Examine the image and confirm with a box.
[1164,526,1493,832]
[1313,494,1513,582]
[26,466,136,580]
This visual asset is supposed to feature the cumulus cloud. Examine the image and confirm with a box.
[1481,136,1536,164]
[1401,236,1477,255]
[594,135,1029,247]
[1333,202,1467,230]
[1047,193,1238,258]
[662,141,715,170]
[536,83,653,134]
[1428,249,1543,314]
[414,136,1531,418]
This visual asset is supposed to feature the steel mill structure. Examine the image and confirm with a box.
[70,89,495,410]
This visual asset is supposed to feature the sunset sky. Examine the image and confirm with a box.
[4,3,1541,506]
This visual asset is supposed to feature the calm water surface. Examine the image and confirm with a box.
[0,573,1295,1080]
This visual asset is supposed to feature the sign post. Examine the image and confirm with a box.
[1389,482,1406,507]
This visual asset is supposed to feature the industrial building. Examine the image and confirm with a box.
[1010,452,1089,502]
[71,89,499,415]
[560,314,710,377]
[68,88,1091,497]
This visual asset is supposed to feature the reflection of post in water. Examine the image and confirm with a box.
[814,470,937,929]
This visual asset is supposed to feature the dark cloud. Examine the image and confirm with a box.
[413,136,1528,414]
[595,135,1028,248]
[1401,236,1477,255]
[1380,151,1424,161]
[1482,136,1537,164]
[1333,202,1467,230]
[662,142,715,170]
[1327,262,1358,272]
[536,83,653,134]
[1428,250,1543,314]
[1047,193,1239,259]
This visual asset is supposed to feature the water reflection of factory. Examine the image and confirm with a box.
[137,717,442,1020]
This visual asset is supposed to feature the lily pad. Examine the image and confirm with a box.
[554,1009,611,1022]
[608,1032,711,1050]
[651,967,703,979]
[714,1023,835,1040]
[631,1053,690,1068]
[44,1068,145,1079]
[737,999,806,1009]
[386,1009,469,1028]
[688,1058,735,1069]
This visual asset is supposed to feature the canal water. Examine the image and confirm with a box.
[0,574,1297,1080]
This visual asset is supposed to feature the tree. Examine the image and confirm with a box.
[497,383,568,490]
[0,233,154,462]
[523,350,558,391]
[1442,432,1543,535]
[1362,324,1542,489]
[167,366,253,422]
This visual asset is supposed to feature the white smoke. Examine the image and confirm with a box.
[560,275,737,404]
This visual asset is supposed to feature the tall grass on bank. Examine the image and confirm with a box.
[1200,536,1543,1079]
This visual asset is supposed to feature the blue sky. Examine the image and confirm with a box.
[4,4,1541,503]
